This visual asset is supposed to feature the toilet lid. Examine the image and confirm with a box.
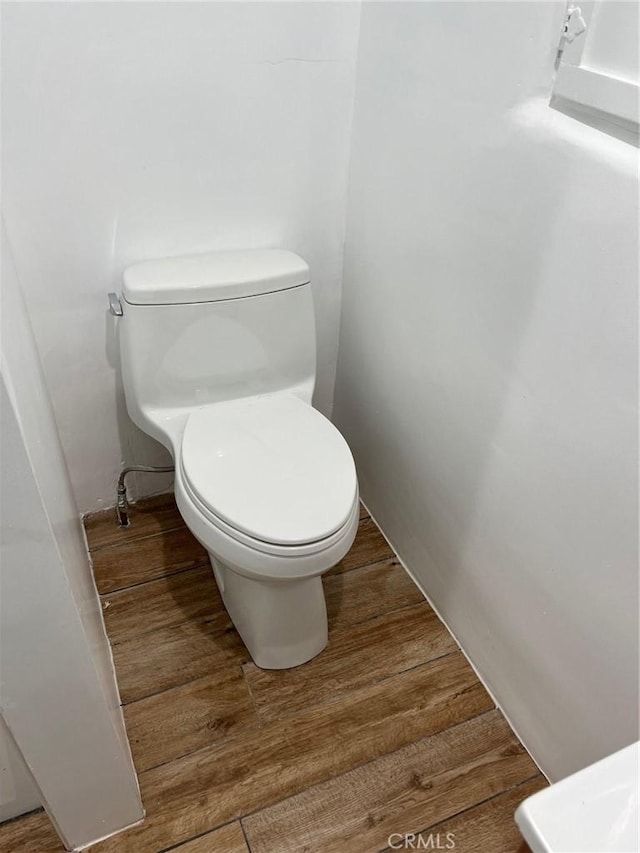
[180,394,357,546]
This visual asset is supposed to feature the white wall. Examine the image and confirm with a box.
[334,1,639,782]
[0,718,40,824]
[1,1,361,511]
[1,222,142,845]
[1,223,122,715]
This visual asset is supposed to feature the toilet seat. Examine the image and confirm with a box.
[180,469,359,560]
[179,393,358,551]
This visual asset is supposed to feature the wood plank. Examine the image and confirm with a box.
[242,712,538,853]
[387,776,547,853]
[102,565,222,645]
[84,492,184,551]
[170,822,249,853]
[243,602,456,723]
[90,652,493,852]
[0,811,63,853]
[92,526,208,594]
[331,516,394,574]
[112,619,247,704]
[124,669,258,772]
[324,558,423,631]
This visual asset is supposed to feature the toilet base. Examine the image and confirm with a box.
[209,554,328,669]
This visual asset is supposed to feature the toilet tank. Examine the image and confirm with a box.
[118,249,316,441]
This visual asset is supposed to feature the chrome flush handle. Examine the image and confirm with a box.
[108,292,123,316]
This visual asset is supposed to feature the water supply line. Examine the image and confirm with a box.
[116,465,175,527]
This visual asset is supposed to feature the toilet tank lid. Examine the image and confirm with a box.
[122,249,310,305]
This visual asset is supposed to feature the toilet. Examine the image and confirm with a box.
[115,248,359,669]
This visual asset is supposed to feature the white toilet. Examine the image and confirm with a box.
[116,248,359,669]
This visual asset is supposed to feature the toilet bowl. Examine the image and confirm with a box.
[116,248,359,668]
[174,392,359,668]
